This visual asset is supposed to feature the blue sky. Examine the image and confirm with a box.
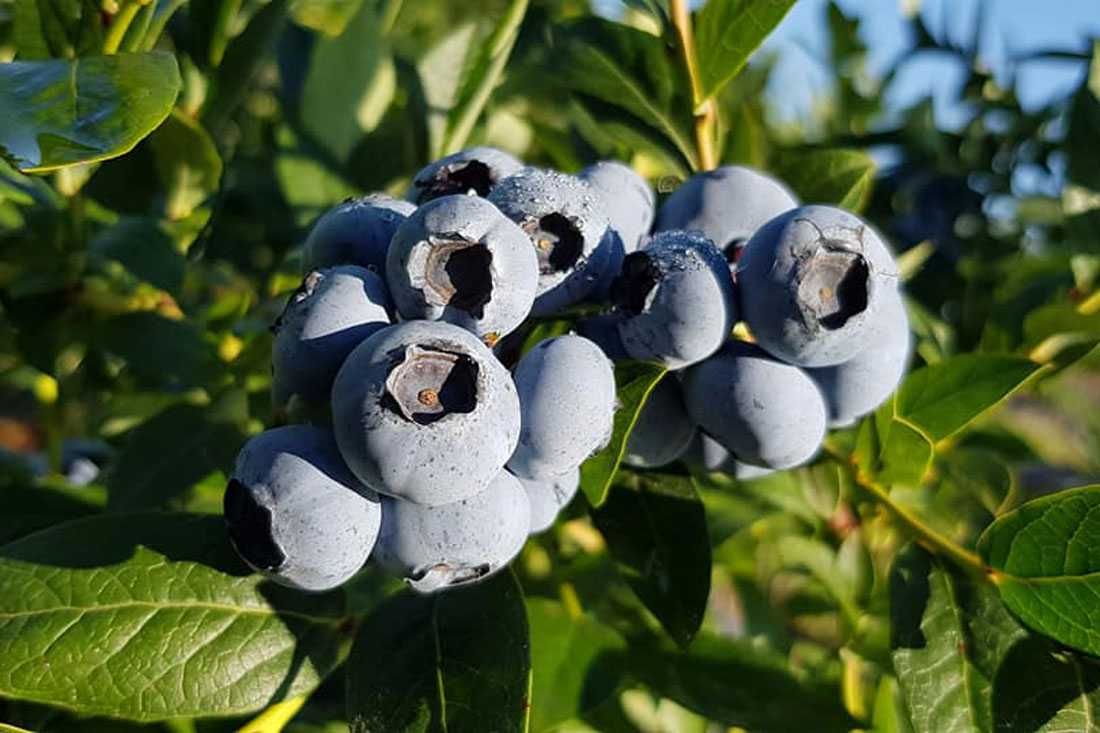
[762,0,1100,127]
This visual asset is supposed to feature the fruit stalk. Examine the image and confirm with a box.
[670,0,717,171]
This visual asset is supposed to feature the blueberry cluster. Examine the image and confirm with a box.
[224,149,909,595]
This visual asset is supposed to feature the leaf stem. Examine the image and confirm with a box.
[823,445,989,577]
[103,1,141,54]
[669,0,717,171]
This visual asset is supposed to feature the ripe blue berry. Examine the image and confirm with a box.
[225,425,381,591]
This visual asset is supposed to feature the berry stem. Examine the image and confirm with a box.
[823,444,990,578]
[103,0,141,54]
[669,0,717,171]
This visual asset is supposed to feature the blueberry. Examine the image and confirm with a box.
[808,288,911,426]
[224,425,381,592]
[332,320,520,505]
[655,166,798,267]
[507,334,616,480]
[272,266,393,410]
[303,194,415,273]
[738,205,900,367]
[682,341,827,470]
[373,469,531,593]
[614,230,738,368]
[579,161,655,298]
[386,195,538,345]
[623,375,696,469]
[576,313,630,361]
[515,467,579,534]
[684,432,775,480]
[489,168,611,316]
[408,147,523,205]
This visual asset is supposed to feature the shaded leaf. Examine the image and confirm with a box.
[633,633,856,732]
[978,485,1100,657]
[694,0,798,102]
[0,513,348,720]
[95,312,220,388]
[148,111,223,221]
[590,471,710,647]
[105,401,247,511]
[346,572,530,733]
[993,636,1100,732]
[527,598,625,732]
[580,361,668,507]
[0,53,180,172]
[301,1,395,162]
[0,482,105,545]
[89,217,187,295]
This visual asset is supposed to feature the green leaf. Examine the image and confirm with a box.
[893,354,1044,442]
[301,0,395,162]
[89,217,187,295]
[632,633,856,732]
[431,0,528,157]
[1066,43,1100,191]
[853,404,933,486]
[556,18,697,170]
[0,482,105,545]
[771,147,876,212]
[0,52,180,172]
[0,512,348,720]
[105,401,247,511]
[346,572,530,733]
[890,545,1026,733]
[275,126,359,227]
[589,472,710,647]
[694,0,797,102]
[291,0,364,36]
[993,636,1100,732]
[978,485,1100,657]
[580,361,668,507]
[95,312,221,388]
[526,598,625,732]
[148,110,223,221]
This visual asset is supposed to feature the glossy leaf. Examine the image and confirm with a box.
[346,572,530,733]
[105,401,247,511]
[694,0,798,102]
[0,53,180,172]
[0,513,348,720]
[556,18,697,169]
[979,485,1100,656]
[527,598,625,732]
[580,361,669,506]
[301,1,395,162]
[590,471,710,647]
[632,633,856,732]
[890,545,1026,733]
[771,147,876,212]
[893,354,1044,442]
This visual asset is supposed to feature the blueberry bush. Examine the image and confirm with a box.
[1,1,1099,731]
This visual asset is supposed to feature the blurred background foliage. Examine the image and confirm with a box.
[0,0,1099,730]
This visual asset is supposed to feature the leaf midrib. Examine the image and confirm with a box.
[0,597,344,625]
